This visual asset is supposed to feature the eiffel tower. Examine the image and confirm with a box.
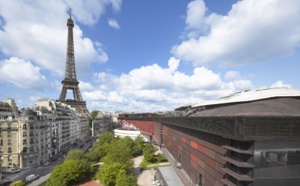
[58,11,89,116]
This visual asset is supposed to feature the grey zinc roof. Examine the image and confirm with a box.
[191,87,300,108]
[191,97,300,117]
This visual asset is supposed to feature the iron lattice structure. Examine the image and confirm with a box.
[58,13,89,116]
[59,13,82,102]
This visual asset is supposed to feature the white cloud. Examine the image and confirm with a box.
[168,57,180,73]
[185,0,206,30]
[231,80,253,91]
[225,71,241,80]
[87,62,253,112]
[79,81,94,91]
[82,90,106,101]
[65,0,122,25]
[108,18,120,29]
[271,80,292,89]
[0,57,47,89]
[0,0,109,76]
[173,0,300,67]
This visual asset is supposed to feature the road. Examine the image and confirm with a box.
[3,140,93,185]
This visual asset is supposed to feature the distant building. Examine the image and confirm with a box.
[116,113,161,141]
[92,112,112,138]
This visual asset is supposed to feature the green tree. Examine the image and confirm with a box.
[90,110,99,120]
[133,135,144,156]
[46,159,94,186]
[98,132,115,147]
[103,138,134,173]
[64,149,87,161]
[97,163,125,186]
[85,144,101,163]
[143,142,156,162]
[116,169,138,186]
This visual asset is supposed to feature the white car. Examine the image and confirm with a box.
[26,174,40,182]
[43,161,52,166]
[5,168,21,173]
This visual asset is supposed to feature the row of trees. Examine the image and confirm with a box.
[96,132,144,186]
[45,132,145,186]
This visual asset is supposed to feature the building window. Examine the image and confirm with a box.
[7,139,12,145]
[8,147,12,153]
[22,124,27,130]
[0,148,3,153]
[23,131,27,137]
[7,131,12,137]
[8,155,12,162]
[0,155,3,162]
[0,140,2,146]
[23,147,27,153]
[23,139,27,145]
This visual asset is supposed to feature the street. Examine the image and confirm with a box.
[2,140,93,185]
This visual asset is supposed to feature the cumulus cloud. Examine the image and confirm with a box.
[0,0,109,76]
[271,80,292,89]
[173,0,300,67]
[185,0,206,30]
[79,81,94,91]
[86,62,253,111]
[65,0,122,25]
[225,71,241,80]
[108,18,120,29]
[0,57,47,89]
[168,57,180,73]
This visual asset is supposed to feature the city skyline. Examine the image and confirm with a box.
[0,0,299,112]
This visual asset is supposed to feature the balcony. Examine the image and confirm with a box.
[221,168,253,182]
[222,145,252,155]
[222,157,255,168]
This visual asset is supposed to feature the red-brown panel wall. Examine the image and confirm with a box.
[122,119,155,135]
[163,125,227,186]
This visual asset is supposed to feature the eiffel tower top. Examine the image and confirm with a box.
[67,9,74,28]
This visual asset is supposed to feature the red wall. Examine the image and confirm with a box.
[121,119,155,135]
[163,125,227,186]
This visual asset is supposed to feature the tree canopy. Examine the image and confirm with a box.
[46,159,94,186]
[90,110,99,120]
[64,149,87,162]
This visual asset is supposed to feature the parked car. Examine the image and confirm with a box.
[43,161,52,166]
[9,180,25,186]
[25,174,39,182]
[5,168,21,173]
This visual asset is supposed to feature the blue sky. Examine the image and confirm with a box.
[0,0,299,112]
